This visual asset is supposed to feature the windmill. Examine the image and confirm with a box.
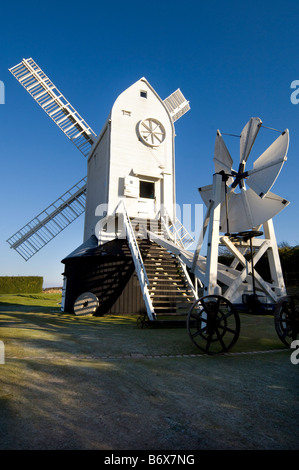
[184,117,297,354]
[193,117,289,300]
[7,58,198,321]
[6,60,298,351]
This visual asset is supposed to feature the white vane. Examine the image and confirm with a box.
[163,89,190,122]
[200,117,290,233]
[7,177,87,261]
[9,58,97,157]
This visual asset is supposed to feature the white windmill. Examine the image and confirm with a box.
[184,117,297,354]
[7,58,198,321]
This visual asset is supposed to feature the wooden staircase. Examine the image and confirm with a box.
[138,240,197,317]
[130,217,198,320]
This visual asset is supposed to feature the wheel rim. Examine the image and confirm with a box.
[138,118,166,147]
[275,295,299,347]
[187,295,240,354]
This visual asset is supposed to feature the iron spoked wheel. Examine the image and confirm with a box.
[274,295,299,348]
[187,295,240,355]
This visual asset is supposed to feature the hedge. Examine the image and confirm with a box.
[0,276,43,294]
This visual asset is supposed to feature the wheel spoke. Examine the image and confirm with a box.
[189,312,207,324]
[217,324,237,335]
[218,307,234,321]
[281,325,293,339]
[154,134,162,143]
[191,325,207,339]
[205,336,212,354]
[142,122,151,132]
[215,327,227,351]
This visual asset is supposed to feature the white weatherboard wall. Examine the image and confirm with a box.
[84,120,111,240]
[84,78,176,241]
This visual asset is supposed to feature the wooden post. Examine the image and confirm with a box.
[263,219,287,297]
[204,173,222,295]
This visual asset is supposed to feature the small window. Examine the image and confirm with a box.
[140,181,155,199]
[140,90,147,98]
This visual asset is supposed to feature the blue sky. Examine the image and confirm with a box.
[0,0,298,287]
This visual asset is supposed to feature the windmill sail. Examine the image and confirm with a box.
[246,130,289,197]
[199,118,290,233]
[220,188,289,233]
[9,58,97,157]
[163,89,190,122]
[240,117,262,163]
[7,177,87,261]
[213,130,234,185]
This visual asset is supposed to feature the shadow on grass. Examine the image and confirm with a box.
[0,295,297,450]
[0,293,288,360]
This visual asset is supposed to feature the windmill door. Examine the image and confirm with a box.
[138,181,155,218]
[124,177,156,218]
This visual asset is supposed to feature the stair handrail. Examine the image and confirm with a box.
[156,207,199,300]
[116,200,150,285]
[158,206,195,250]
[155,208,174,242]
[115,200,155,321]
[96,200,149,285]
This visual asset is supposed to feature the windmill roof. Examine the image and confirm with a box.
[61,236,130,263]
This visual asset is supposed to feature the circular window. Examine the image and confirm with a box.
[138,118,166,147]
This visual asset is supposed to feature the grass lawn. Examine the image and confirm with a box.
[0,292,298,450]
[0,292,287,356]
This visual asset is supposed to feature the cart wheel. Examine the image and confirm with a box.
[274,295,299,348]
[187,295,240,354]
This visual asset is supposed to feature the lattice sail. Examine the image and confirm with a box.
[7,177,87,261]
[163,89,190,122]
[9,58,97,157]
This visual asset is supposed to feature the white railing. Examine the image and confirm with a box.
[157,207,195,250]
[158,208,199,296]
[99,201,155,321]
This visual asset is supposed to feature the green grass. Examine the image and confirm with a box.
[0,293,62,306]
[0,292,286,357]
[0,292,296,451]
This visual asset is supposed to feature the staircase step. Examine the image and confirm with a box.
[149,278,189,283]
[149,280,187,284]
[145,267,181,272]
[149,287,193,293]
[151,300,194,306]
[150,292,193,302]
